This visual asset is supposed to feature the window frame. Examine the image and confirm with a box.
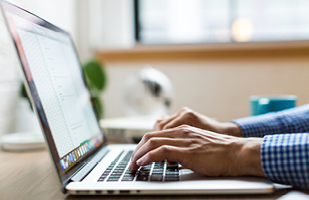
[89,0,309,62]
[134,0,309,45]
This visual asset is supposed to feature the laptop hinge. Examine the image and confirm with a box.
[70,147,110,182]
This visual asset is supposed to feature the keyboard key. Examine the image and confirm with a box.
[166,169,178,173]
[113,170,125,173]
[165,171,179,175]
[112,171,123,174]
[165,174,179,178]
[125,172,136,177]
[152,169,164,173]
[151,172,163,175]
[138,171,150,176]
[123,175,134,178]
[121,176,134,181]
[150,174,163,181]
[107,178,120,181]
[136,175,149,181]
[110,174,121,177]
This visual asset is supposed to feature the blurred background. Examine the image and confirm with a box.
[1,0,309,135]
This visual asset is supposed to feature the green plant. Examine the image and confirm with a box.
[20,59,107,119]
[82,59,107,119]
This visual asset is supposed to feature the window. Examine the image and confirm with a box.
[135,0,309,44]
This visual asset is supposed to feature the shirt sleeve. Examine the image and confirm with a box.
[232,104,309,138]
[261,133,309,188]
[232,104,309,188]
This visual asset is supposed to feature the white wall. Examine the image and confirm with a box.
[75,0,134,62]
[0,0,77,135]
[102,56,309,122]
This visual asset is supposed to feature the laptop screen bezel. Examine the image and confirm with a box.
[0,0,108,191]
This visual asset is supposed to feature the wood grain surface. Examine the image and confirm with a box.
[0,149,304,200]
[95,42,309,63]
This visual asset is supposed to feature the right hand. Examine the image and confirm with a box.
[154,107,243,137]
[130,125,264,177]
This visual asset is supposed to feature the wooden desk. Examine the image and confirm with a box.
[0,149,307,200]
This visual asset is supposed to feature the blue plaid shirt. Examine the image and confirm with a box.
[233,104,309,188]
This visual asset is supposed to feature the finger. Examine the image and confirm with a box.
[130,124,201,169]
[130,128,186,170]
[136,145,185,167]
[154,113,179,131]
[162,114,188,130]
[131,125,196,161]
[130,137,189,171]
[132,130,173,158]
[154,108,188,131]
[153,115,170,131]
[132,125,196,157]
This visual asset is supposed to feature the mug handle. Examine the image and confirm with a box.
[258,98,270,115]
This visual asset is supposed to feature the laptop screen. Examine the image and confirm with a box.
[1,0,105,183]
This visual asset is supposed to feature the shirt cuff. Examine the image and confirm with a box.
[261,133,309,188]
[232,112,282,137]
[232,104,309,138]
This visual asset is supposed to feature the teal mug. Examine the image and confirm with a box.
[250,95,297,116]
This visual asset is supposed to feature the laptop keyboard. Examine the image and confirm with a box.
[97,150,179,182]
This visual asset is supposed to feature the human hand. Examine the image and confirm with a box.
[154,107,243,137]
[129,125,265,177]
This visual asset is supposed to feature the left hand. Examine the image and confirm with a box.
[154,107,243,137]
[129,125,265,177]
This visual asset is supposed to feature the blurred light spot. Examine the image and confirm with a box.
[231,18,253,42]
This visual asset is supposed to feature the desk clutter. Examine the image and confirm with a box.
[0,115,155,152]
[100,116,156,143]
[0,131,45,151]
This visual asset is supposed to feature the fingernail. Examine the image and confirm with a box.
[136,158,143,165]
[129,162,133,170]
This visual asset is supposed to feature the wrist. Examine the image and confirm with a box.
[220,122,243,137]
[235,138,266,177]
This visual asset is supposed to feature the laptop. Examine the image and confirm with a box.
[0,0,274,195]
